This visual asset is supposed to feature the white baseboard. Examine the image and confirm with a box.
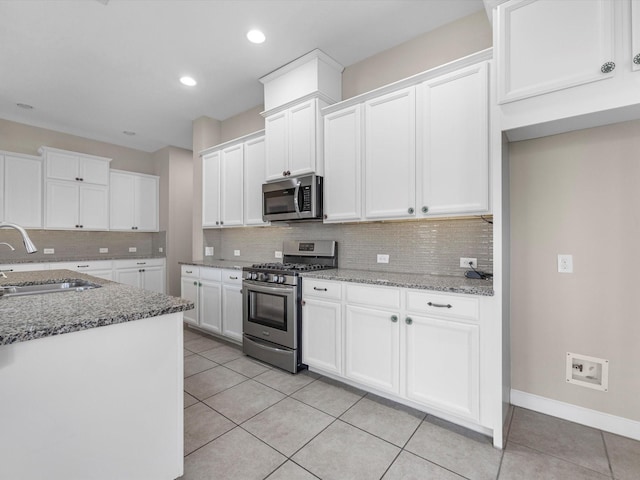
[511,389,640,441]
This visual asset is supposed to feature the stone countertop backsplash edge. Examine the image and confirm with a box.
[180,260,254,270]
[0,254,167,265]
[0,269,193,346]
[300,268,494,296]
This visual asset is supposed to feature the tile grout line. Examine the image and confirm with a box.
[600,430,615,479]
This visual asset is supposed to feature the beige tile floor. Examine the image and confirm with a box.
[180,327,640,480]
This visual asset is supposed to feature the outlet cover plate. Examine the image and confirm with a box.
[377,254,389,264]
[460,257,477,268]
[99,247,108,254]
[43,248,55,255]
[234,250,240,257]
[129,247,137,253]
[558,254,573,273]
[205,247,214,256]
[275,251,282,259]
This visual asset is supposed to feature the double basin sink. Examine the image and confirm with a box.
[0,280,101,298]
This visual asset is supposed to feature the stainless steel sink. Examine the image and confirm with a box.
[0,280,102,298]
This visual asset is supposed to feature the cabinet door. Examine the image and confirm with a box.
[244,136,268,225]
[45,180,79,229]
[115,268,142,289]
[220,144,244,227]
[222,283,243,342]
[405,315,479,421]
[265,111,289,181]
[323,105,362,223]
[4,154,42,228]
[46,151,79,181]
[80,156,109,185]
[302,298,342,375]
[0,156,4,222]
[79,184,109,230]
[633,0,640,72]
[288,99,316,177]
[419,63,489,216]
[109,172,136,230]
[135,175,159,231]
[497,0,615,103]
[202,151,221,227]
[364,87,416,220]
[142,266,165,294]
[199,280,222,334]
[181,277,199,326]
[345,305,400,394]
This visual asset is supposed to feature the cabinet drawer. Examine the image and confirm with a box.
[53,260,113,271]
[181,265,200,277]
[221,269,242,285]
[405,290,479,321]
[303,279,342,300]
[114,258,165,269]
[345,283,400,310]
[199,267,222,282]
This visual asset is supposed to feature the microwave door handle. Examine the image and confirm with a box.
[293,181,302,217]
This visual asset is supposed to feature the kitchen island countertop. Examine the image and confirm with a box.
[180,259,254,270]
[0,269,193,345]
[301,268,494,296]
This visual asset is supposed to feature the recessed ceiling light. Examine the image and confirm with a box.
[247,29,266,44]
[16,103,34,110]
[180,76,197,87]
[122,131,136,136]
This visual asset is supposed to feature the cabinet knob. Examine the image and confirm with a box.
[601,61,615,73]
[391,315,398,323]
[634,54,640,65]
[408,207,414,214]
[421,206,428,214]
[220,221,224,225]
[215,221,219,225]
[301,300,306,306]
[193,281,197,286]
[283,171,288,177]
[323,214,328,220]
[405,317,413,325]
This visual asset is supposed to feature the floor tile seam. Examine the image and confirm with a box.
[600,430,615,479]
[235,393,292,427]
[378,448,404,480]
[331,417,407,451]
[184,374,253,402]
[284,416,342,461]
[398,444,476,480]
[182,420,237,459]
[183,363,220,379]
[506,437,614,477]
[264,459,323,480]
[237,423,300,460]
[335,390,368,420]
[193,398,245,428]
[286,389,353,420]
[251,375,316,396]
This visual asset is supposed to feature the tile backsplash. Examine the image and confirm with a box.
[203,217,493,277]
[0,230,166,263]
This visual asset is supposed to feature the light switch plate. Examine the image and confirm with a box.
[129,247,137,253]
[377,254,389,264]
[43,248,55,255]
[234,250,240,256]
[275,251,282,259]
[99,247,108,254]
[205,247,214,256]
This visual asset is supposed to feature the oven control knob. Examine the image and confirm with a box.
[257,273,266,282]
[277,275,286,284]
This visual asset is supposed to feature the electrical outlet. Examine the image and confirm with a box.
[43,248,55,255]
[205,247,214,256]
[377,254,389,264]
[460,257,477,268]
[129,247,137,253]
[158,247,163,253]
[99,247,108,254]
[234,249,240,257]
[558,254,573,273]
[275,251,283,259]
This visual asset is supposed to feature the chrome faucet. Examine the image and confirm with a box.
[0,222,38,253]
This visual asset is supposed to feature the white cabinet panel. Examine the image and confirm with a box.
[135,175,159,231]
[45,151,79,181]
[114,259,165,293]
[45,180,79,229]
[199,280,222,334]
[109,172,136,230]
[202,151,221,227]
[243,136,268,226]
[302,298,342,375]
[419,63,489,215]
[633,0,640,72]
[220,144,244,227]
[345,305,400,394]
[0,156,4,222]
[142,266,165,294]
[181,276,199,326]
[78,184,109,230]
[222,283,243,342]
[323,105,362,223]
[364,87,416,220]
[110,171,158,232]
[265,111,289,181]
[405,315,479,421]
[497,0,615,103]
[2,154,42,227]
[115,268,141,288]
[289,99,317,177]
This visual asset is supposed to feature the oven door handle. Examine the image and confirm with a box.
[243,280,294,295]
[293,181,302,217]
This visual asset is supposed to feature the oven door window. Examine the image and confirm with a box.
[248,290,288,331]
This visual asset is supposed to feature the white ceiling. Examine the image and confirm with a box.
[0,0,485,152]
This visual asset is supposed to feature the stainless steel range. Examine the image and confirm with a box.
[242,240,338,373]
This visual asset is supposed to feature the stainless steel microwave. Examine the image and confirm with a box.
[262,174,323,222]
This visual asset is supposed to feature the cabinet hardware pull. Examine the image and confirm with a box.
[428,302,452,308]
[405,317,413,325]
[313,287,327,291]
[186,270,192,274]
[230,276,238,280]
[408,207,414,214]
[421,206,428,213]
[136,262,146,265]
[77,265,89,268]
[391,315,398,323]
[634,54,640,65]
[601,61,615,73]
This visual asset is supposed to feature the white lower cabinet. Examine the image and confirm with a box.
[0,263,50,273]
[51,260,114,281]
[180,265,243,343]
[113,258,165,294]
[302,279,483,425]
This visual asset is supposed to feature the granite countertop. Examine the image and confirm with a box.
[180,259,254,270]
[300,269,494,296]
[1,255,167,265]
[0,269,193,346]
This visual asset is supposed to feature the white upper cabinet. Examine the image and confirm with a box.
[264,98,322,181]
[364,87,416,220]
[110,170,159,232]
[41,147,111,230]
[202,150,221,227]
[220,144,244,227]
[632,0,640,72]
[243,135,268,226]
[497,0,615,104]
[0,152,42,227]
[323,105,362,223]
[418,62,489,216]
